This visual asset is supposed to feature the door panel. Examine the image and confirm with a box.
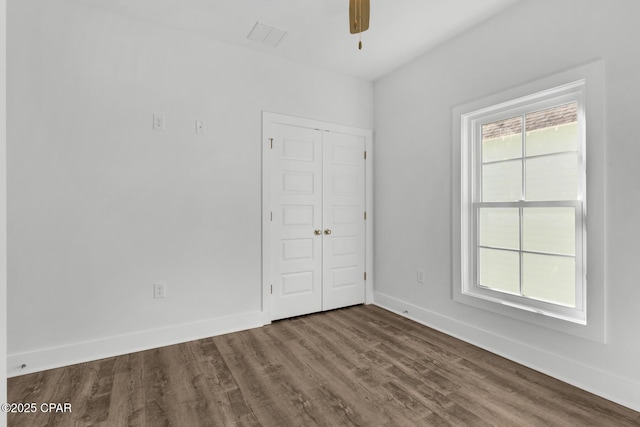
[322,131,366,311]
[271,124,323,320]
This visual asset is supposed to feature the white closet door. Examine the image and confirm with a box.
[267,114,368,321]
[271,123,323,320]
[322,131,366,310]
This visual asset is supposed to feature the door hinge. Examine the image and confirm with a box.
[270,284,273,294]
[269,138,273,149]
[364,150,367,160]
[270,211,273,222]
[364,211,367,220]
[364,272,367,281]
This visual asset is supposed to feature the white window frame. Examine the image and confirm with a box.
[463,83,586,323]
[452,61,605,342]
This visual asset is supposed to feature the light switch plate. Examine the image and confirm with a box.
[196,120,205,134]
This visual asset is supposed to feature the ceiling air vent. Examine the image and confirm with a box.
[247,21,288,47]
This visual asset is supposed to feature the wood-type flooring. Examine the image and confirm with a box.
[7,305,640,426]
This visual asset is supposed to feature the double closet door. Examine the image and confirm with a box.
[267,116,367,321]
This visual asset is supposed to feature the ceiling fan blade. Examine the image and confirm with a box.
[349,0,370,34]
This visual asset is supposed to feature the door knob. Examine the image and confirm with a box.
[324,229,332,235]
[314,229,322,235]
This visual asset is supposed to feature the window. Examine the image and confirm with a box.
[461,81,586,323]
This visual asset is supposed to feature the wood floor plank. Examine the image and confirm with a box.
[215,329,314,426]
[192,340,261,426]
[267,316,411,425]
[105,353,146,427]
[286,316,426,425]
[8,305,640,426]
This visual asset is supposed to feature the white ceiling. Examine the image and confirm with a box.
[80,0,521,81]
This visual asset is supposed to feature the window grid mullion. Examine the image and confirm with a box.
[519,113,526,298]
[482,149,579,166]
[477,244,576,259]
[519,206,523,297]
[521,113,526,202]
[476,122,482,292]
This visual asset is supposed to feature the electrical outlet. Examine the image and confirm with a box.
[153,114,165,131]
[154,282,166,299]
[417,269,425,284]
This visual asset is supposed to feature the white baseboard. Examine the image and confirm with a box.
[373,291,640,413]
[8,310,267,378]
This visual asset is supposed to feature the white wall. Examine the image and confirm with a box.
[374,0,640,411]
[6,0,372,374]
[1,0,7,423]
